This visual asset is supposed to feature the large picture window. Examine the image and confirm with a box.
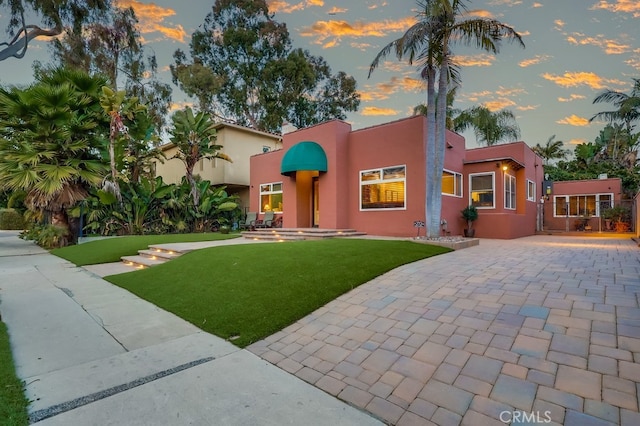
[470,173,495,208]
[360,165,406,210]
[505,174,516,210]
[554,193,613,217]
[442,169,463,197]
[260,182,283,212]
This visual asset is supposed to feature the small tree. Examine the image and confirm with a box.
[169,107,231,206]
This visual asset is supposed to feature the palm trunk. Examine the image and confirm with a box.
[425,62,438,238]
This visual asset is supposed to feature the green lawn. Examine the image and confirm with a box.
[51,233,239,265]
[105,239,451,347]
[0,321,29,426]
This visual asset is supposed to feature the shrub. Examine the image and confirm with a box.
[20,224,68,249]
[0,208,25,230]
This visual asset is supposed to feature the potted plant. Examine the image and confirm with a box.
[461,205,478,237]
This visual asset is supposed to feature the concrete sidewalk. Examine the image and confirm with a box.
[0,231,382,425]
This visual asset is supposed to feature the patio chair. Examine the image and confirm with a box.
[238,212,258,230]
[255,211,275,228]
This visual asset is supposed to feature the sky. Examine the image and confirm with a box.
[1,0,639,151]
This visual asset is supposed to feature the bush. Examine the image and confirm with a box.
[20,224,68,249]
[0,209,25,230]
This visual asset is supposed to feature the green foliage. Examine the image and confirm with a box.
[20,224,68,249]
[172,0,359,133]
[453,106,521,146]
[0,208,25,230]
[0,321,29,426]
[461,205,478,229]
[106,239,451,347]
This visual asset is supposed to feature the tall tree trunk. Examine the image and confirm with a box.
[425,62,438,238]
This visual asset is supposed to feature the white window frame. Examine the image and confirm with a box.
[359,165,407,211]
[527,180,536,202]
[442,169,463,198]
[469,172,495,209]
[553,193,614,217]
[259,182,283,213]
[505,173,516,210]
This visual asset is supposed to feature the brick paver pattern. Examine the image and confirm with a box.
[248,236,640,426]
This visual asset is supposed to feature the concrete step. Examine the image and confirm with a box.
[138,249,182,261]
[121,255,167,268]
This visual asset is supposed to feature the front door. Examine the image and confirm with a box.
[312,177,319,227]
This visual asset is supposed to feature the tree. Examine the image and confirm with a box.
[369,0,524,237]
[171,0,359,133]
[46,4,172,132]
[590,78,640,137]
[532,135,570,165]
[0,0,110,62]
[414,86,460,130]
[0,68,108,242]
[453,105,520,146]
[169,107,232,206]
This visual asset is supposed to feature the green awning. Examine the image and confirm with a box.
[280,141,328,176]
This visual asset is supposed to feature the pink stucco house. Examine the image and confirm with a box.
[249,116,546,239]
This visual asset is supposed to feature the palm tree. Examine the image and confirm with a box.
[532,135,569,165]
[169,107,232,206]
[414,86,461,130]
[0,68,108,241]
[590,78,640,137]
[369,0,524,237]
[453,105,520,146]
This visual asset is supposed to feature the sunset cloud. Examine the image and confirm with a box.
[454,54,495,67]
[558,94,587,102]
[299,17,416,48]
[590,0,640,18]
[519,55,551,67]
[568,138,587,145]
[557,115,590,126]
[516,105,538,111]
[327,6,347,14]
[532,2,543,7]
[268,0,324,14]
[115,0,186,42]
[541,72,622,89]
[483,98,516,111]
[361,106,399,116]
[566,33,631,54]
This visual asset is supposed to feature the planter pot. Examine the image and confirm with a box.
[463,229,475,238]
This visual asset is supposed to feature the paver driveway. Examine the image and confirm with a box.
[248,236,640,425]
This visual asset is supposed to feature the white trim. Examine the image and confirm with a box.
[504,173,516,210]
[442,168,463,198]
[359,164,407,211]
[553,193,614,217]
[527,179,536,202]
[469,172,495,209]
[259,181,283,213]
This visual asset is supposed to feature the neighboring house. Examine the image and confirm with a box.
[249,116,545,239]
[154,122,282,209]
[542,177,624,232]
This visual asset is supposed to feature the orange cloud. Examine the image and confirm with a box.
[532,2,543,7]
[541,72,622,89]
[558,94,586,102]
[327,6,347,14]
[465,9,494,19]
[568,138,587,145]
[483,99,516,111]
[361,106,399,116]
[554,19,565,29]
[557,115,590,126]
[115,0,186,42]
[519,55,551,67]
[590,0,640,18]
[454,54,495,67]
[359,76,424,101]
[516,105,538,111]
[566,33,631,54]
[299,17,416,48]
[268,0,325,14]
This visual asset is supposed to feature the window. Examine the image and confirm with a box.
[442,170,463,197]
[554,193,614,217]
[470,173,495,208]
[360,165,406,210]
[260,182,283,212]
[505,174,516,210]
[527,180,536,202]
